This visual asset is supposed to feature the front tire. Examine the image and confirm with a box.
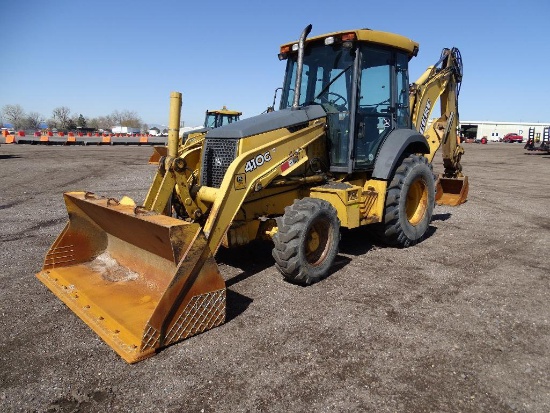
[272,198,340,285]
[380,154,435,247]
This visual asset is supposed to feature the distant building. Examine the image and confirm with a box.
[460,121,549,142]
[148,127,161,136]
[179,126,203,138]
[111,126,141,134]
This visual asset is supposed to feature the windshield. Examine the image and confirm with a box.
[204,113,240,128]
[279,41,410,172]
[280,42,355,112]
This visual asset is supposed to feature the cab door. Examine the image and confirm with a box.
[353,48,410,171]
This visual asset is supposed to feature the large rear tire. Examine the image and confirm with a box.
[380,154,435,247]
[272,198,340,285]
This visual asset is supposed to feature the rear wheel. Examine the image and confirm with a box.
[380,154,435,247]
[272,198,340,285]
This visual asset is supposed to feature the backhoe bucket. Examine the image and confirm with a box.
[148,145,168,164]
[435,175,469,206]
[36,192,225,363]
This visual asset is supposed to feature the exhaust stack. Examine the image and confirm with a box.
[292,24,312,110]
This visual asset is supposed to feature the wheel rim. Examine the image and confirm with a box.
[406,178,428,226]
[305,218,332,266]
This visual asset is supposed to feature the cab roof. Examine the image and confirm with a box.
[281,28,419,57]
[206,107,242,116]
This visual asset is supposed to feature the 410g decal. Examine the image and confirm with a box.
[244,151,272,173]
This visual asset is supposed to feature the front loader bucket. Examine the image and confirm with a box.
[435,175,469,206]
[36,192,225,363]
[148,145,168,164]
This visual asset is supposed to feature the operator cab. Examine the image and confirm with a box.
[279,29,418,173]
[204,108,242,129]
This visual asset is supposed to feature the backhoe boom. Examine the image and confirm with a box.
[410,47,468,205]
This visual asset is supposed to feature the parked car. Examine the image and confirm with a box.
[502,133,523,143]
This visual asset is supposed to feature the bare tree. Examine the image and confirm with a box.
[111,110,123,126]
[2,104,25,129]
[51,106,71,130]
[0,103,146,132]
[88,115,114,131]
[87,117,99,130]
[23,111,45,130]
[109,110,142,128]
[121,110,142,128]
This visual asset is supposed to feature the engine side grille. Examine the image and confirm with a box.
[201,138,239,188]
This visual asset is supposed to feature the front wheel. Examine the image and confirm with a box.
[272,198,340,285]
[380,154,435,247]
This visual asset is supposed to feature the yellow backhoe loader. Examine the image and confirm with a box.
[148,107,242,164]
[37,25,468,363]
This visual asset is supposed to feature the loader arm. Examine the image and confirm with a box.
[144,144,204,218]
[200,119,327,254]
[409,47,468,205]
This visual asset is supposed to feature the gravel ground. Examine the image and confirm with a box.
[0,143,548,412]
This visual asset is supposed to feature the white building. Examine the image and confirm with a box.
[460,121,550,142]
[112,126,141,135]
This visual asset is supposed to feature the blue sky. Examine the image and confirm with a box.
[1,0,549,126]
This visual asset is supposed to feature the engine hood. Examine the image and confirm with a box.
[204,105,327,140]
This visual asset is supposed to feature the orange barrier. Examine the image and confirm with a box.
[66,135,77,144]
[40,135,50,143]
[139,135,148,144]
[58,131,65,137]
[5,134,16,144]
[101,135,112,144]
[17,130,25,137]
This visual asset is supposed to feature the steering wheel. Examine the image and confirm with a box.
[323,92,347,106]
[319,92,348,112]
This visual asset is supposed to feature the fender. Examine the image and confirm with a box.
[372,128,430,180]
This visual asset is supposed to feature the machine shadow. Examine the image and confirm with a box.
[339,221,439,255]
[219,219,440,320]
[424,224,438,239]
[0,154,22,160]
[225,289,254,323]
[523,152,550,157]
[212,242,274,323]
[216,241,275,288]
[432,212,452,222]
[339,227,377,256]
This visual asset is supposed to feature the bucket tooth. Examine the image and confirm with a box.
[36,191,225,363]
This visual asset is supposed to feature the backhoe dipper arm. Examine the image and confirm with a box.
[410,47,465,178]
